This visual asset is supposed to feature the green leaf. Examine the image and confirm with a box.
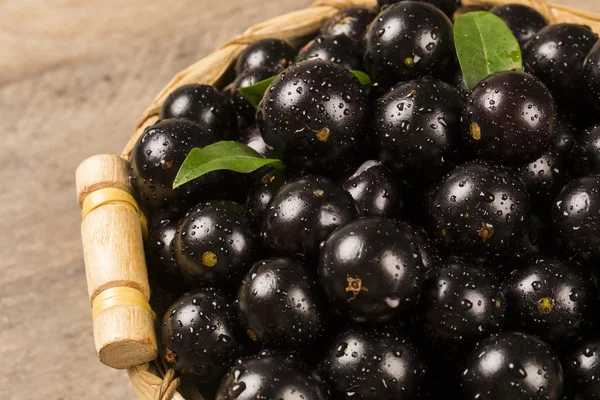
[454,11,522,91]
[173,141,285,188]
[349,70,372,86]
[237,76,277,108]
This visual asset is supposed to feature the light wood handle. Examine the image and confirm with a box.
[76,154,157,369]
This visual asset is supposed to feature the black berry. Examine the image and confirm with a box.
[235,38,297,75]
[295,35,363,71]
[491,4,547,46]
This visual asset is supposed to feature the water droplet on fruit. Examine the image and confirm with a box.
[508,362,528,378]
[461,299,473,310]
[230,382,246,398]
[531,281,542,290]
[335,342,348,357]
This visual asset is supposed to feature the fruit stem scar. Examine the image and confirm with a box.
[202,251,218,268]
[404,57,414,67]
[247,329,258,341]
[165,348,178,364]
[477,223,494,241]
[538,297,554,315]
[315,127,330,142]
[470,123,482,140]
[345,276,368,301]
[314,189,325,197]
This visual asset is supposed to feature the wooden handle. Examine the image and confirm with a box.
[76,154,157,369]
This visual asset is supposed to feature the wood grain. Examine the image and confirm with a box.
[0,0,598,399]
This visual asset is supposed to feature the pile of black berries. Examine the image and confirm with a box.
[129,1,600,399]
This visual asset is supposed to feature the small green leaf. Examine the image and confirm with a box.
[173,141,285,188]
[454,11,522,91]
[237,76,277,108]
[349,70,372,86]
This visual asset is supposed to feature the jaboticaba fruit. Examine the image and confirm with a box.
[491,4,548,46]
[564,337,600,399]
[261,175,358,259]
[570,124,600,178]
[418,259,505,344]
[460,332,564,400]
[236,257,328,349]
[427,161,531,257]
[146,219,181,287]
[129,119,222,214]
[462,70,556,165]
[257,60,368,176]
[295,34,363,71]
[517,149,568,210]
[523,24,598,102]
[583,40,600,117]
[319,326,426,399]
[232,68,275,128]
[320,7,377,50]
[365,2,455,88]
[161,288,249,385]
[377,0,462,18]
[159,84,237,139]
[551,175,600,263]
[342,160,403,218]
[215,351,329,400]
[318,217,424,322]
[245,169,285,223]
[371,78,464,183]
[174,201,259,288]
[503,258,597,346]
[234,38,297,76]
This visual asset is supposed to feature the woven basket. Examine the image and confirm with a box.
[75,0,600,399]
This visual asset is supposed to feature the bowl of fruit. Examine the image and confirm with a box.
[75,0,600,399]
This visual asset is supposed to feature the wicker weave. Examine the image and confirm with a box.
[121,0,600,398]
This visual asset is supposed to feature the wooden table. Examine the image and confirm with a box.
[0,0,597,399]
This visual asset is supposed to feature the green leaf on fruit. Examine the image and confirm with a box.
[349,70,372,86]
[237,76,277,108]
[173,141,285,188]
[237,70,372,108]
[454,11,522,91]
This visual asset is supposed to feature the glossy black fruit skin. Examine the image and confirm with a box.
[517,150,568,208]
[551,175,600,262]
[427,161,531,257]
[460,332,564,400]
[245,169,285,222]
[371,78,465,182]
[419,260,505,344]
[554,118,577,157]
[396,221,441,271]
[564,337,600,399]
[365,2,455,88]
[463,70,556,165]
[159,84,237,139]
[320,7,377,48]
[146,219,181,286]
[174,201,259,288]
[130,119,221,214]
[491,4,548,46]
[570,124,600,178]
[216,351,329,400]
[296,35,363,71]
[237,257,328,349]
[262,175,358,259]
[319,217,424,322]
[235,38,297,76]
[232,68,274,127]
[257,60,368,175]
[319,327,426,399]
[377,0,461,18]
[342,160,403,218]
[503,258,597,345]
[161,288,249,384]
[583,40,600,116]
[523,24,599,101]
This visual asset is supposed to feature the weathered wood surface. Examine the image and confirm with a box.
[0,0,597,399]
